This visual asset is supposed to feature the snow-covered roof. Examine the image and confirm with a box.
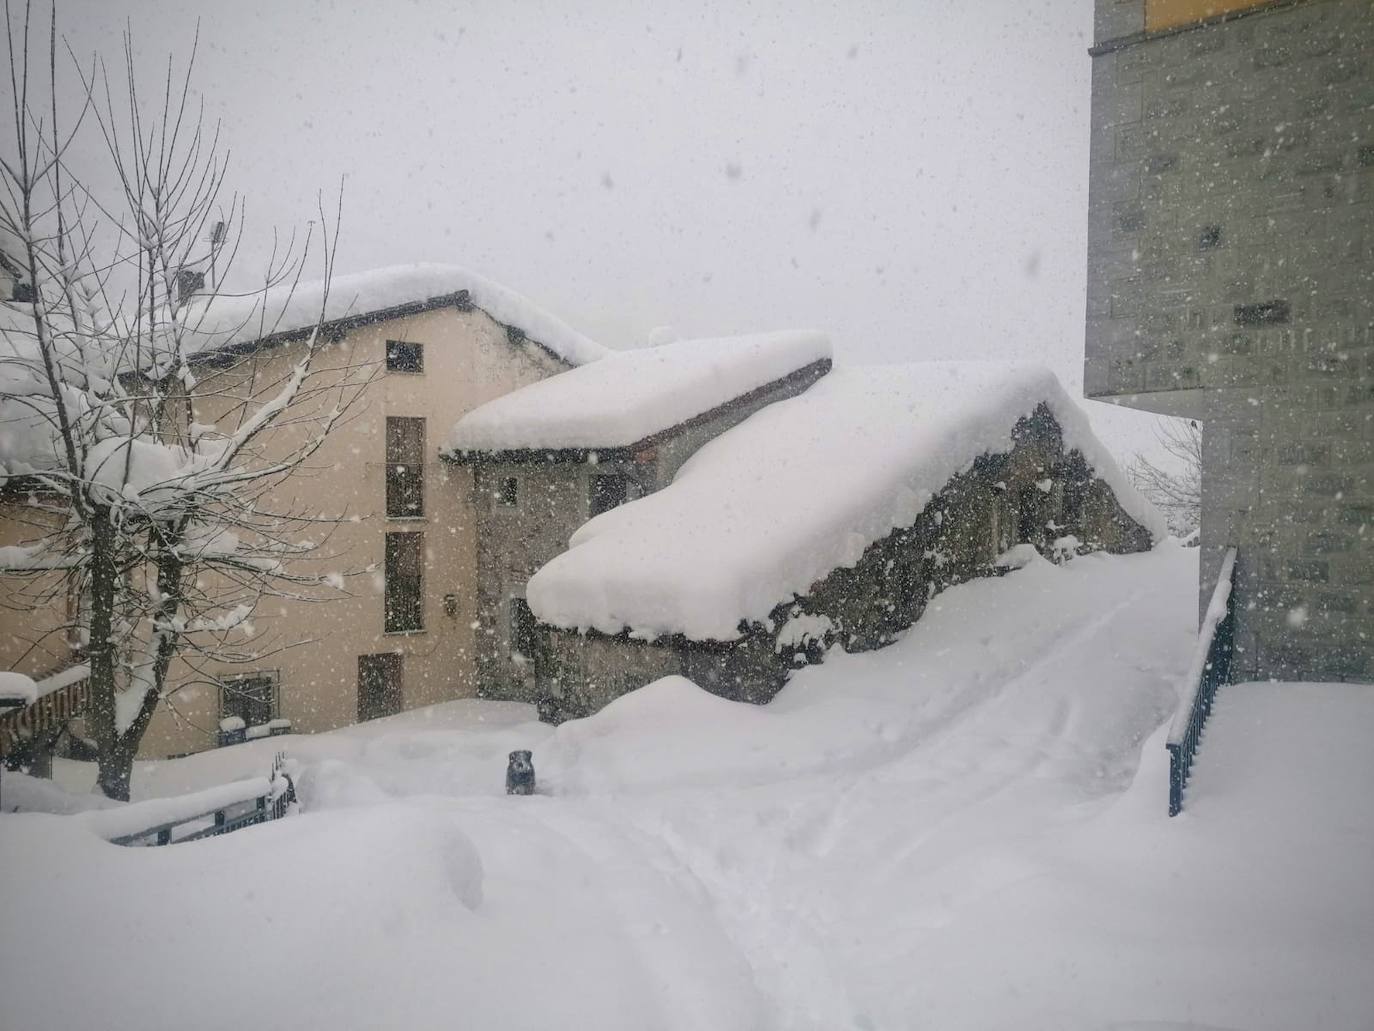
[0,670,37,705]
[526,362,1165,641]
[446,330,832,454]
[180,263,608,367]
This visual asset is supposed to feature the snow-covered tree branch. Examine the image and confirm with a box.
[1128,418,1201,539]
[0,1,375,798]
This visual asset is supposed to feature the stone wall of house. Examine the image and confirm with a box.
[1085,0,1374,682]
[466,364,829,702]
[533,406,1156,721]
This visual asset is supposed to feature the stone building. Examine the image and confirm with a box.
[444,331,833,704]
[451,358,1159,720]
[1085,0,1374,682]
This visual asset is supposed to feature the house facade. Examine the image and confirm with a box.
[0,266,604,758]
[1085,0,1374,682]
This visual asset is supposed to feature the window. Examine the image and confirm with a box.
[510,597,538,660]
[385,416,425,517]
[385,339,424,373]
[384,532,424,632]
[589,473,629,517]
[497,476,518,507]
[220,672,277,728]
[358,653,403,721]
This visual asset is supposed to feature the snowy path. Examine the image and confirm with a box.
[5,543,1373,1029]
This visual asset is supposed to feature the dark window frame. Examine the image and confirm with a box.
[385,416,426,518]
[385,339,425,374]
[384,531,425,633]
[219,671,279,728]
[509,596,539,660]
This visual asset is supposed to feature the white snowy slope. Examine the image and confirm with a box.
[179,262,609,366]
[527,361,1165,641]
[445,330,831,453]
[4,545,1373,1030]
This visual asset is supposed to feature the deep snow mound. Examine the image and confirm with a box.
[528,361,1165,641]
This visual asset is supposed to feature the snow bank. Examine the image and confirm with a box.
[79,776,273,842]
[528,362,1164,641]
[12,547,1374,1029]
[180,263,608,366]
[446,330,831,453]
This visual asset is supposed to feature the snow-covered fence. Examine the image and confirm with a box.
[1166,547,1238,817]
[82,752,298,846]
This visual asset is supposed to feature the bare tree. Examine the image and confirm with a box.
[0,1,373,798]
[1129,418,1201,539]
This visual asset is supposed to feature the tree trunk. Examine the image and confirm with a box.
[83,509,133,800]
[96,736,138,801]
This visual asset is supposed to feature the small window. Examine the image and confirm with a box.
[385,340,424,373]
[510,597,538,660]
[589,473,629,517]
[385,416,425,517]
[384,532,424,633]
[497,476,518,507]
[1234,300,1290,326]
[220,673,278,728]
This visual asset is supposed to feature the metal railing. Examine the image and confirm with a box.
[1166,546,1237,817]
[102,752,298,846]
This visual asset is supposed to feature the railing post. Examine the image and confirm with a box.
[1167,545,1238,817]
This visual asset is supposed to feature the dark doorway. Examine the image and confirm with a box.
[358,653,403,722]
[1017,486,1043,544]
[510,597,538,660]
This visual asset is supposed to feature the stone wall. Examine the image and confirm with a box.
[534,406,1155,721]
[1085,0,1374,682]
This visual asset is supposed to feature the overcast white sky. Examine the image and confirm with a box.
[61,0,1167,461]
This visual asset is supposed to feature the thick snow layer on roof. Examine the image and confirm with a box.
[527,362,1165,640]
[180,263,608,366]
[0,671,37,705]
[446,330,831,453]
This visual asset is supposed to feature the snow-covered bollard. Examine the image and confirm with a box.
[506,750,535,795]
[217,716,246,748]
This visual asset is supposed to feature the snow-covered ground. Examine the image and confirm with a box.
[3,542,1372,1030]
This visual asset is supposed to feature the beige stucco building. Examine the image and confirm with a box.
[1,267,600,758]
